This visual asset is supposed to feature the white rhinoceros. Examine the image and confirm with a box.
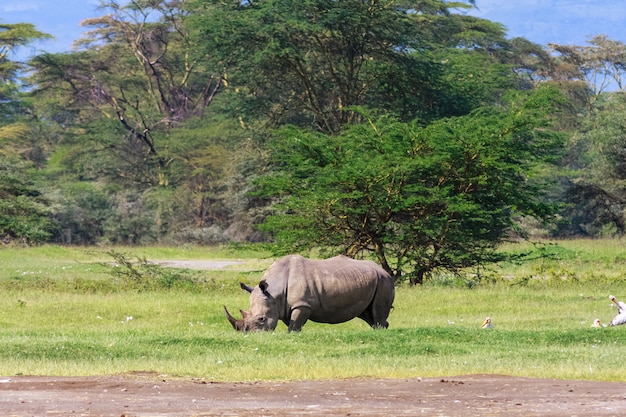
[224,254,394,332]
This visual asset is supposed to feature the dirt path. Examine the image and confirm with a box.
[2,374,625,416]
[154,260,247,270]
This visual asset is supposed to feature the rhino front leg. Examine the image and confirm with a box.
[288,306,311,332]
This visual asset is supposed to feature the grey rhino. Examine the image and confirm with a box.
[224,254,394,332]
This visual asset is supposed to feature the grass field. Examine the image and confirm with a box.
[1,240,626,382]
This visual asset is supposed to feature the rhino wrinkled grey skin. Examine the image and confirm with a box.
[224,254,395,332]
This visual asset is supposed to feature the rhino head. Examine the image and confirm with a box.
[224,280,279,331]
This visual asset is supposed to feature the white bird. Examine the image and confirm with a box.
[481,317,494,329]
[609,295,626,326]
[610,295,626,312]
[610,295,626,313]
[610,312,626,326]
[592,318,606,328]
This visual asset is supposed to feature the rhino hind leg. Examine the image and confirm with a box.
[358,309,389,329]
[357,309,376,328]
[361,277,394,329]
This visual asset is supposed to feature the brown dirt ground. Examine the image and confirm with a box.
[2,374,626,416]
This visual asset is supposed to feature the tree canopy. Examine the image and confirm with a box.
[258,86,564,283]
[0,22,53,243]
[2,0,626,282]
[187,0,528,133]
[29,0,222,186]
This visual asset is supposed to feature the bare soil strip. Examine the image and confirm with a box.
[2,374,625,416]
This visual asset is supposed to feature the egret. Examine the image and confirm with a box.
[609,295,626,313]
[481,317,494,329]
[610,311,626,326]
[609,295,626,326]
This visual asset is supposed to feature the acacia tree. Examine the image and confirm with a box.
[29,0,222,186]
[0,21,51,79]
[258,86,563,284]
[558,93,626,236]
[549,35,626,109]
[543,36,626,237]
[0,21,51,147]
[26,1,241,243]
[187,0,524,134]
[0,22,55,243]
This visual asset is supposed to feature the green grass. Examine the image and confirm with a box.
[1,241,626,381]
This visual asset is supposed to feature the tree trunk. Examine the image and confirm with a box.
[410,269,425,286]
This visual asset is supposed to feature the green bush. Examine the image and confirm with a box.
[0,157,55,244]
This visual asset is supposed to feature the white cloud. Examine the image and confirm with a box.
[0,2,39,13]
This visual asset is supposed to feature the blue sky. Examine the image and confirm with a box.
[1,0,101,59]
[1,0,625,60]
[465,0,626,46]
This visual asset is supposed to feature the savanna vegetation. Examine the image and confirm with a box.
[1,241,626,381]
[1,0,626,284]
[3,0,626,385]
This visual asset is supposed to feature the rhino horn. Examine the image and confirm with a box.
[224,306,243,330]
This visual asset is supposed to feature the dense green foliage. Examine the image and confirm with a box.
[1,0,626,281]
[0,159,55,243]
[0,22,52,243]
[187,0,518,132]
[259,87,563,282]
[560,93,626,236]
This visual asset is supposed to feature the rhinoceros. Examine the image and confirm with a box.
[224,254,394,332]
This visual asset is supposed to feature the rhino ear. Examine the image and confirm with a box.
[240,282,254,293]
[259,279,271,297]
